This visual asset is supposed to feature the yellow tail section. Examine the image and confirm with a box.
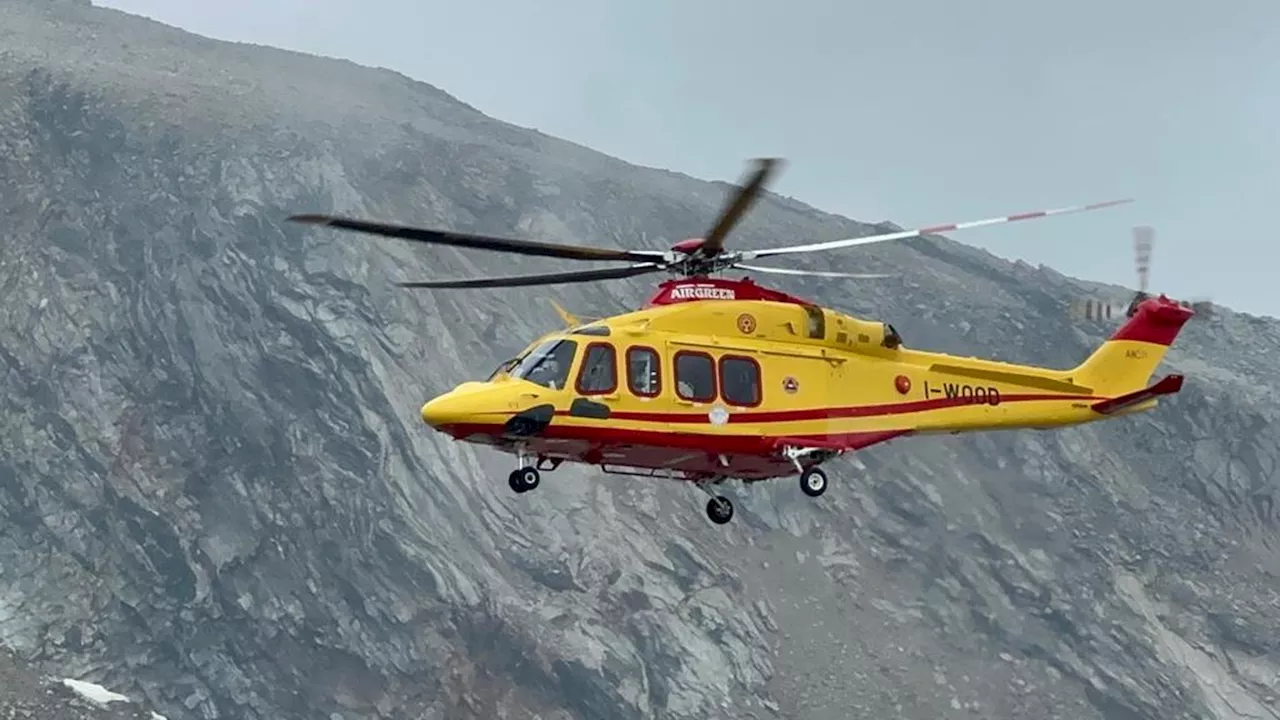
[1069,297,1196,395]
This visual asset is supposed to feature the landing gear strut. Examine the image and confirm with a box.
[507,446,543,494]
[783,445,831,498]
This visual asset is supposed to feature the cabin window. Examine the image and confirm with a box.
[719,356,762,407]
[575,342,617,395]
[511,339,577,390]
[626,346,661,397]
[674,351,716,402]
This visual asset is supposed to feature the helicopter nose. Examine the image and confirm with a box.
[420,393,467,429]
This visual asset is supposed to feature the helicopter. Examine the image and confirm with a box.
[1071,224,1213,322]
[289,158,1193,526]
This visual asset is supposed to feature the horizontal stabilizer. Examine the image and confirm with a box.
[1090,374,1184,415]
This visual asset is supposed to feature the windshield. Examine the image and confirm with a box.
[510,338,578,390]
[486,357,520,381]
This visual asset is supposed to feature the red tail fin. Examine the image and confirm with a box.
[1108,295,1196,345]
[1072,295,1194,395]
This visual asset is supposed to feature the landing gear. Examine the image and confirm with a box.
[694,479,735,524]
[507,446,543,494]
[508,467,540,493]
[705,496,734,524]
[783,445,834,499]
[799,467,827,497]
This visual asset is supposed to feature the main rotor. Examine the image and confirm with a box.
[287,158,1133,290]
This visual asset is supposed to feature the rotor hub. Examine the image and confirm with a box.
[670,237,708,255]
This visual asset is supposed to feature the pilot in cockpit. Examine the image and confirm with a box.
[527,356,562,389]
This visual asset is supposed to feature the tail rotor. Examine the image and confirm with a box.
[1070,225,1212,323]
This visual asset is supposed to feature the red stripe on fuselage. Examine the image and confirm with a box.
[436,423,911,479]
[554,392,1097,424]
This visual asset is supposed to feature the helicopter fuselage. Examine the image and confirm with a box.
[419,278,1193,482]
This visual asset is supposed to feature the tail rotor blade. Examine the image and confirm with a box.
[1133,225,1153,293]
[1070,298,1125,322]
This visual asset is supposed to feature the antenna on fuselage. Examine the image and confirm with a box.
[547,299,601,328]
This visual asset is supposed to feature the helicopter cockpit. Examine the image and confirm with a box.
[503,337,578,390]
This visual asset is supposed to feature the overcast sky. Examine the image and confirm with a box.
[94,0,1280,318]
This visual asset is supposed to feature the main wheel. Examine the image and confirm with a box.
[508,467,540,493]
[706,496,734,524]
[799,467,828,497]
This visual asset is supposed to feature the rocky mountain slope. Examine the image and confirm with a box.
[3,1,1279,718]
[0,647,163,720]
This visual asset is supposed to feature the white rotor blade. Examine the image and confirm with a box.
[744,198,1133,259]
[736,263,892,279]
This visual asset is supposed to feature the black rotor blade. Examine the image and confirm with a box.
[395,263,665,289]
[699,158,782,257]
[289,214,665,263]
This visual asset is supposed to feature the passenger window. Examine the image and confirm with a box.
[719,356,762,407]
[803,306,825,339]
[674,351,716,402]
[575,343,617,394]
[626,346,661,397]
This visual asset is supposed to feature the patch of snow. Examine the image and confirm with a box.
[60,677,130,705]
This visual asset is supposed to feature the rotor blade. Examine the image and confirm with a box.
[700,158,783,257]
[735,263,892,279]
[394,263,664,289]
[1133,225,1153,294]
[744,198,1134,260]
[289,214,667,263]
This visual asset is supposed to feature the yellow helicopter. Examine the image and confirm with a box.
[290,159,1192,525]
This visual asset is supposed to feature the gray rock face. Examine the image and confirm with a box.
[2,1,1279,719]
[0,647,162,720]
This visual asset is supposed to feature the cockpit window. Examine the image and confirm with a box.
[510,339,578,390]
[487,357,520,381]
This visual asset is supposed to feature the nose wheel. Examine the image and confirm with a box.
[799,467,827,497]
[507,447,546,494]
[508,467,540,493]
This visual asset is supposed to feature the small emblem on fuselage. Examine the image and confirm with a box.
[736,313,757,334]
[894,375,911,394]
[708,406,730,426]
[782,376,799,394]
